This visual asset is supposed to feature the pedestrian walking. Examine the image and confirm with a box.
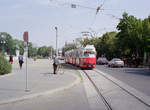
[18,54,24,69]
[53,54,59,74]
[9,55,13,64]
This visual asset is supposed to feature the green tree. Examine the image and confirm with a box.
[37,46,53,57]
[0,32,15,55]
[95,32,118,59]
[142,16,150,61]
[62,43,77,56]
[79,32,118,59]
[13,39,24,55]
[117,13,150,62]
[28,42,38,57]
[116,12,143,57]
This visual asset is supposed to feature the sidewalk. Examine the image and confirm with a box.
[0,59,81,105]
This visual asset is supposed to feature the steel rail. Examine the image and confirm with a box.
[83,70,113,110]
[94,69,150,108]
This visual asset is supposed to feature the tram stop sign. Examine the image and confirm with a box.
[23,31,28,42]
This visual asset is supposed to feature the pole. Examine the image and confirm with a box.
[23,31,30,92]
[26,43,28,91]
[55,26,58,55]
[25,42,29,92]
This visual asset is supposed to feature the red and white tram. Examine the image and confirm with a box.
[65,45,96,69]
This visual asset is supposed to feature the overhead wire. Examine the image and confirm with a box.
[90,0,106,28]
[49,0,150,12]
[49,0,150,38]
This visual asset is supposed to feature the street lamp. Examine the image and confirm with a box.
[55,26,58,55]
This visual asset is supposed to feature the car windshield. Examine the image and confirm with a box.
[113,58,121,61]
[98,57,107,60]
[102,58,107,60]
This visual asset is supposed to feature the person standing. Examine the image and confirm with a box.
[53,54,59,74]
[18,54,24,69]
[9,55,13,64]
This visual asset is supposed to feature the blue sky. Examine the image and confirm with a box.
[0,0,150,49]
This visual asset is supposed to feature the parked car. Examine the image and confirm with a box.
[108,58,124,67]
[97,57,108,65]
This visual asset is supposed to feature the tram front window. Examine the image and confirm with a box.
[84,52,95,58]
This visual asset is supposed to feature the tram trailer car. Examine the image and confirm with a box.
[65,45,96,69]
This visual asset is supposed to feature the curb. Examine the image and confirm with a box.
[0,72,81,105]
[0,72,16,79]
[94,68,150,107]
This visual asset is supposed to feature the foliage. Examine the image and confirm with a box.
[0,54,12,75]
[0,32,54,58]
[0,32,15,55]
[37,55,43,59]
[37,46,54,57]
[142,16,150,52]
[13,39,24,55]
[97,32,118,59]
[80,12,150,62]
[62,43,77,56]
[117,12,150,60]
[80,32,118,60]
[80,37,99,47]
[28,42,38,57]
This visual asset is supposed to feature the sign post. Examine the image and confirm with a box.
[23,31,30,92]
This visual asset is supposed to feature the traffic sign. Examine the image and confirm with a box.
[23,31,28,42]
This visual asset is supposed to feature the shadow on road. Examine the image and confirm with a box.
[40,72,54,76]
[97,65,150,76]
[62,64,81,70]
[124,68,150,76]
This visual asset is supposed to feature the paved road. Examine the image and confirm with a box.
[0,83,91,110]
[96,65,150,96]
[0,59,79,104]
[0,60,91,110]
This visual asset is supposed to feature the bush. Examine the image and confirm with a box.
[37,55,43,59]
[0,54,12,75]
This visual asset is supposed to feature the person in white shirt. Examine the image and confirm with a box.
[18,54,24,69]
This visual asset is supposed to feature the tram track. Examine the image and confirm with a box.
[93,69,150,108]
[83,70,113,110]
[81,69,150,110]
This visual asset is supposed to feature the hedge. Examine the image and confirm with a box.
[0,54,12,75]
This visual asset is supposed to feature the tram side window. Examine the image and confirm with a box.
[76,51,79,57]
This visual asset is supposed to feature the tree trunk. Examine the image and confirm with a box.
[144,51,147,64]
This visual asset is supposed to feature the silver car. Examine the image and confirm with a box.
[108,58,124,67]
[97,57,108,65]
